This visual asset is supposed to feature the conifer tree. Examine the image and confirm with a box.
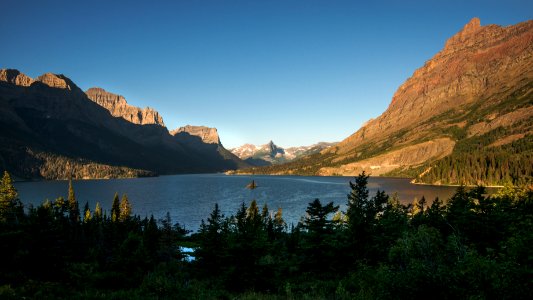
[83,201,91,223]
[54,196,68,217]
[68,179,80,223]
[111,192,120,222]
[346,172,370,249]
[0,171,23,223]
[197,203,226,276]
[273,207,286,233]
[347,171,369,228]
[94,202,102,220]
[119,194,132,221]
[303,199,339,234]
[302,198,339,273]
[235,202,247,233]
[247,199,262,232]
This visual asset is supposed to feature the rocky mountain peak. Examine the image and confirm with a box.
[170,125,221,145]
[334,19,533,155]
[267,140,278,152]
[443,17,485,51]
[36,73,79,91]
[462,17,481,34]
[231,141,336,166]
[85,87,165,126]
[0,69,34,86]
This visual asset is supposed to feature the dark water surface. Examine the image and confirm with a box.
[15,174,461,232]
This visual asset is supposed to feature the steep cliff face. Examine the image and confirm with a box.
[332,18,533,155]
[85,87,165,126]
[171,125,221,144]
[0,69,34,86]
[36,73,79,90]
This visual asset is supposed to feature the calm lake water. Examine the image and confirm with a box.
[15,174,461,232]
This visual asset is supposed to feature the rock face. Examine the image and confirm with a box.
[332,18,533,155]
[36,73,77,90]
[86,87,165,126]
[0,69,34,86]
[171,125,221,144]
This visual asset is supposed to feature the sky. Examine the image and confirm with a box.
[1,0,531,148]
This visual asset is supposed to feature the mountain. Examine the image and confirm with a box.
[248,18,533,185]
[171,125,221,144]
[171,125,250,169]
[0,69,248,179]
[231,141,336,166]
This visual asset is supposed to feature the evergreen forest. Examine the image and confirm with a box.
[1,171,532,299]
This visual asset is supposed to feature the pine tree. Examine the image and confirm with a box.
[54,196,68,218]
[83,201,91,223]
[247,199,262,232]
[94,202,102,220]
[0,171,23,223]
[303,199,339,234]
[111,192,120,222]
[119,194,132,221]
[302,198,339,273]
[346,172,370,249]
[68,179,80,223]
[235,202,248,233]
[197,203,227,276]
[273,207,286,234]
[347,171,369,229]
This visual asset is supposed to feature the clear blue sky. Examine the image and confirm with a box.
[1,0,531,148]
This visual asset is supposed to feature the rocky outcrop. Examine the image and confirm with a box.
[171,125,221,144]
[0,69,34,86]
[36,73,78,90]
[85,87,165,126]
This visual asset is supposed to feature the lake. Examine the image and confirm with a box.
[15,174,461,232]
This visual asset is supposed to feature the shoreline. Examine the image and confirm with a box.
[410,179,504,188]
[13,171,507,188]
[226,171,507,188]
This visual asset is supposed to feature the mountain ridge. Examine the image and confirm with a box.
[86,87,165,126]
[0,70,248,179]
[231,141,337,166]
[245,18,533,185]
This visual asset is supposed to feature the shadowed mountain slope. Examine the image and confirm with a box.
[0,70,248,179]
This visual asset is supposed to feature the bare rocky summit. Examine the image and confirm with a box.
[37,73,76,90]
[171,125,221,144]
[86,87,165,126]
[0,69,34,86]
